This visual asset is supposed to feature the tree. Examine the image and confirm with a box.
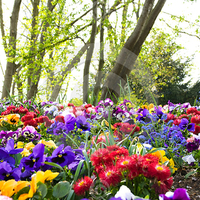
[100,0,167,103]
[128,29,192,105]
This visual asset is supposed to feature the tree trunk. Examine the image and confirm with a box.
[27,0,57,100]
[100,0,166,103]
[50,0,122,102]
[92,0,106,105]
[27,0,40,93]
[1,0,22,99]
[83,0,97,103]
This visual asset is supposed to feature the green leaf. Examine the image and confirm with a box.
[185,169,197,179]
[44,162,63,171]
[74,160,84,182]
[148,147,165,154]
[37,181,47,198]
[14,186,30,200]
[53,181,71,198]
[82,149,90,177]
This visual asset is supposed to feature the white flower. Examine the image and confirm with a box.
[182,154,196,164]
[115,185,135,200]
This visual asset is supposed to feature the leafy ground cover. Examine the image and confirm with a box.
[0,98,199,200]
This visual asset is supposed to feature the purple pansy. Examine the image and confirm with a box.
[76,116,91,131]
[49,144,75,167]
[53,122,68,135]
[136,109,151,123]
[186,139,200,152]
[21,143,45,171]
[22,126,41,140]
[64,114,76,132]
[179,118,195,132]
[0,149,15,167]
[0,161,21,181]
[3,138,23,154]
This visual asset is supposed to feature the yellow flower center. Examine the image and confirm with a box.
[122,115,125,118]
[32,158,36,162]
[6,173,10,177]
[106,171,112,177]
[122,160,129,165]
[156,166,163,171]
[58,154,62,158]
[79,181,85,186]
[0,160,3,162]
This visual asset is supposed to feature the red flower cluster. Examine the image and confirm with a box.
[1,105,29,115]
[90,146,173,192]
[21,113,53,127]
[113,122,140,135]
[73,176,93,196]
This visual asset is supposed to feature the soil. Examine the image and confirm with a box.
[172,167,200,200]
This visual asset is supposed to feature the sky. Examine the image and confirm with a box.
[0,0,200,101]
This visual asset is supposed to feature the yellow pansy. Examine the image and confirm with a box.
[149,108,155,114]
[24,142,35,150]
[19,170,59,200]
[14,181,30,193]
[136,143,143,154]
[17,141,24,149]
[43,170,59,181]
[101,119,115,130]
[39,140,57,149]
[126,102,132,108]
[0,179,18,197]
[7,114,20,125]
[152,149,166,161]
[21,148,31,157]
[169,158,178,173]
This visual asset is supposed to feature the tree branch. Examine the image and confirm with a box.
[164,21,200,40]
[0,0,7,51]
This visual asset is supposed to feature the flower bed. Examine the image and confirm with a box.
[0,99,199,200]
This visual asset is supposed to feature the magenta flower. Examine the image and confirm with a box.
[159,188,190,200]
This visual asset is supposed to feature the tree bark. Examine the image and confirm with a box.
[100,0,166,103]
[27,0,40,92]
[0,0,7,51]
[82,0,98,103]
[1,0,22,99]
[92,0,106,105]
[49,0,122,102]
[27,0,57,100]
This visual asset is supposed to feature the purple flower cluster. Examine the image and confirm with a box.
[47,114,91,136]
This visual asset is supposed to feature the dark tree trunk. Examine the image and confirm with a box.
[100,0,166,103]
[1,0,22,99]
[83,0,98,103]
[92,0,106,105]
[27,0,57,100]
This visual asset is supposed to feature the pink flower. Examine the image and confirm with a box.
[0,196,13,200]
[187,136,195,143]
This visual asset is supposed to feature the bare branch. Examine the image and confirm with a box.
[162,11,200,28]
[165,21,200,40]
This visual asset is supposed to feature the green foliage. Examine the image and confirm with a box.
[128,29,193,105]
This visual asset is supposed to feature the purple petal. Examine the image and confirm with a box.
[173,188,190,200]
